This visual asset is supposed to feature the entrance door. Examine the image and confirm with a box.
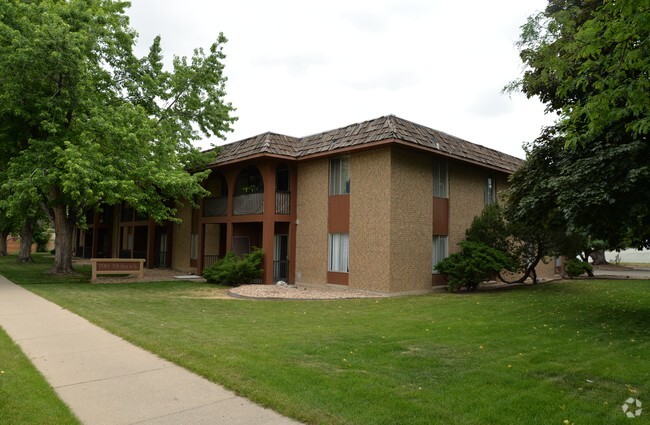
[273,234,288,282]
[154,228,168,267]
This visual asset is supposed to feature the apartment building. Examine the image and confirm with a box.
[77,115,552,293]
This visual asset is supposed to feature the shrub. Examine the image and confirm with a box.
[435,241,515,291]
[203,248,264,286]
[565,258,593,278]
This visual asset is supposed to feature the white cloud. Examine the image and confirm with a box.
[126,0,553,158]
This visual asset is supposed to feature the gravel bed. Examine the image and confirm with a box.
[229,284,384,300]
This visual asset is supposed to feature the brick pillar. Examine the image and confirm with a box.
[262,220,274,284]
[262,162,276,284]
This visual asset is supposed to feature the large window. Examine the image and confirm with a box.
[485,175,496,205]
[328,233,349,272]
[432,235,448,273]
[329,157,350,195]
[433,158,448,198]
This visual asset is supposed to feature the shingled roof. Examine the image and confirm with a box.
[211,115,523,173]
[213,132,299,164]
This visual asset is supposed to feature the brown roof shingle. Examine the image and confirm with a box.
[213,132,299,164]
[210,115,523,173]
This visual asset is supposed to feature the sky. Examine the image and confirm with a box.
[127,0,557,159]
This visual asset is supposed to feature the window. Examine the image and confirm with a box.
[328,233,349,272]
[433,158,448,198]
[485,175,496,205]
[329,157,350,195]
[432,235,448,273]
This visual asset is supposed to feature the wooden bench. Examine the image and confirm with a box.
[90,258,145,282]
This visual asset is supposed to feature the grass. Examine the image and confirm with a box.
[1,254,650,424]
[0,325,79,425]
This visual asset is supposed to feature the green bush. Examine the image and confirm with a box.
[565,258,593,278]
[202,248,264,286]
[435,241,515,291]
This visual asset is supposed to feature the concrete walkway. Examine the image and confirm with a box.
[592,267,650,280]
[0,275,301,425]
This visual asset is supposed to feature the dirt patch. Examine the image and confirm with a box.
[229,284,385,300]
[179,287,233,300]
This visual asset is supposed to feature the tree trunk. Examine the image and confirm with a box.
[17,221,34,263]
[589,249,608,265]
[0,232,7,256]
[52,206,75,273]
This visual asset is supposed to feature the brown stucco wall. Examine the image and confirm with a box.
[348,147,392,292]
[495,172,509,200]
[295,158,329,285]
[448,161,487,254]
[171,201,195,273]
[204,224,221,256]
[294,147,522,293]
[389,148,433,292]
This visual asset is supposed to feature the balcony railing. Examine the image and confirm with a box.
[153,251,168,268]
[203,254,220,269]
[275,191,290,214]
[273,260,289,281]
[203,196,227,217]
[233,192,264,215]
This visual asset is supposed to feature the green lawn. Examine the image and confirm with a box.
[0,325,79,425]
[1,254,649,424]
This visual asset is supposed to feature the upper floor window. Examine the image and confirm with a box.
[433,158,448,198]
[329,157,350,195]
[485,175,496,205]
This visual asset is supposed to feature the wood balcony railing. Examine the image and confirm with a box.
[275,191,290,214]
[233,192,264,215]
[203,196,227,217]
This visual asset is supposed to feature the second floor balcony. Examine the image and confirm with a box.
[233,192,264,215]
[203,196,227,217]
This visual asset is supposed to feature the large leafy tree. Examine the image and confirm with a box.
[0,0,235,273]
[507,0,649,247]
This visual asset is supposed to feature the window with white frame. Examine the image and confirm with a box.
[329,157,350,195]
[485,175,496,205]
[432,235,448,273]
[328,233,349,272]
[433,158,448,198]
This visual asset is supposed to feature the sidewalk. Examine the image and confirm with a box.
[0,275,301,425]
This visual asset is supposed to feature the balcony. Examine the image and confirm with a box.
[233,192,264,215]
[275,191,290,214]
[203,196,227,217]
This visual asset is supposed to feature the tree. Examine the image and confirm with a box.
[506,0,650,248]
[203,248,264,286]
[435,241,515,291]
[463,203,561,285]
[0,0,235,273]
[0,214,12,256]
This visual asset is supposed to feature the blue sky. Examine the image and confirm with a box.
[127,0,556,158]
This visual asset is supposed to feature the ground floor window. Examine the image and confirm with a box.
[328,233,349,272]
[432,235,448,273]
